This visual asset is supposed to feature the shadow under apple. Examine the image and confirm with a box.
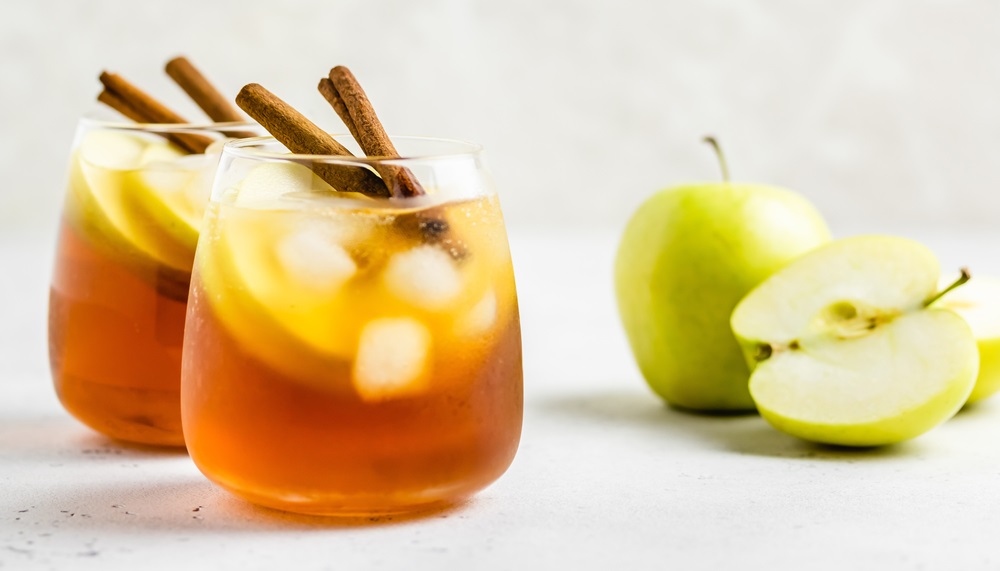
[535,388,921,460]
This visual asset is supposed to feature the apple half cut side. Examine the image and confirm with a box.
[731,235,979,447]
[935,276,1000,405]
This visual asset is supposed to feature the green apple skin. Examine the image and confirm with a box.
[731,236,979,446]
[756,365,976,447]
[968,337,1000,404]
[615,183,830,411]
[936,277,1000,405]
[753,311,979,447]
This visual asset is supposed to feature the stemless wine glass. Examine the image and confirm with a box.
[181,136,523,515]
[48,118,261,447]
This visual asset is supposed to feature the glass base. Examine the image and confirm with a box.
[206,471,471,517]
[57,376,185,447]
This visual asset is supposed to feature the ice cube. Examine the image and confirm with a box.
[275,223,357,291]
[383,245,462,310]
[456,289,497,336]
[305,211,375,248]
[353,318,431,401]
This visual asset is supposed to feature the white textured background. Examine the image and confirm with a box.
[1,0,998,235]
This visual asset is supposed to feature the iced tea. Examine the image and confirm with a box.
[48,121,248,446]
[181,140,522,514]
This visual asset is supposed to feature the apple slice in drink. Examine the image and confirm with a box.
[935,276,1000,404]
[75,130,208,273]
[130,144,214,254]
[74,131,149,247]
[731,236,979,447]
[200,162,374,374]
[199,161,508,395]
[193,230,355,391]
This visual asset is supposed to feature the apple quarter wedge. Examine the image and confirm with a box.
[936,276,1000,404]
[731,235,978,447]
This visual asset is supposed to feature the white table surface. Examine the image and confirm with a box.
[3,226,1000,570]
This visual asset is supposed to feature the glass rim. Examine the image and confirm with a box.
[223,135,484,164]
[79,115,259,133]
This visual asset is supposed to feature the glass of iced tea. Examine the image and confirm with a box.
[181,136,522,515]
[49,118,260,446]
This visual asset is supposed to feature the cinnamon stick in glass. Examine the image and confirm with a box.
[319,67,425,198]
[165,56,243,122]
[97,71,212,154]
[235,83,389,197]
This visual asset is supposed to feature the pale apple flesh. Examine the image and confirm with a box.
[615,183,830,411]
[74,130,217,271]
[731,236,978,446]
[936,276,1000,404]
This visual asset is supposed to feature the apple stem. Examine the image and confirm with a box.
[924,267,972,307]
[702,136,730,182]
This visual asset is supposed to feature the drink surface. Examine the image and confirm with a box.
[48,128,217,446]
[182,173,523,514]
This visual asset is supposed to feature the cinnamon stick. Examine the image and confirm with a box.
[98,71,212,154]
[99,72,187,123]
[235,83,389,197]
[165,56,245,122]
[320,67,425,198]
[97,90,148,124]
[164,56,259,140]
[317,78,361,143]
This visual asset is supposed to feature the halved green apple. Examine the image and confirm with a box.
[936,276,1000,404]
[731,236,979,446]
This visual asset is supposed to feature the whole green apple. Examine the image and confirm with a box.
[615,142,830,411]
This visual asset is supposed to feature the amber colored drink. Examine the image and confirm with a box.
[49,218,188,445]
[48,122,238,446]
[181,142,523,515]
